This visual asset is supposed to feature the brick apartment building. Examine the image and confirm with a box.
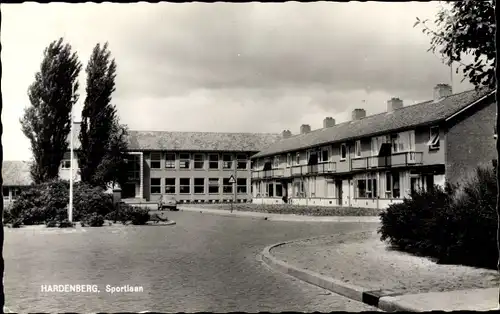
[60,126,281,203]
[250,84,497,209]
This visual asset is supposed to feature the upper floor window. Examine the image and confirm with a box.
[236,154,247,170]
[391,134,404,153]
[273,156,280,168]
[286,154,292,167]
[165,153,176,169]
[295,152,301,165]
[321,149,329,163]
[355,140,361,157]
[340,144,347,160]
[428,126,440,150]
[223,154,233,169]
[194,154,204,169]
[209,154,219,169]
[150,153,161,169]
[179,153,190,169]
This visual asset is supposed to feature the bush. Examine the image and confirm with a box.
[11,218,23,228]
[10,180,69,225]
[83,213,105,227]
[73,183,114,221]
[58,219,75,228]
[379,165,497,269]
[104,204,150,225]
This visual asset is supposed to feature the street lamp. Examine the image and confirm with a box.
[68,111,74,222]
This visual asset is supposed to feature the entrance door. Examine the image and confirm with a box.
[122,183,136,199]
[336,180,342,206]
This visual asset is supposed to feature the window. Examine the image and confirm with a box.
[355,140,361,157]
[237,178,247,193]
[2,187,9,199]
[321,149,329,162]
[267,183,274,197]
[273,156,280,168]
[223,154,233,169]
[151,178,161,194]
[179,178,190,194]
[194,154,204,169]
[11,188,21,199]
[340,144,347,160]
[293,180,304,197]
[208,178,219,194]
[61,160,71,169]
[391,134,404,153]
[295,153,301,165]
[287,154,292,167]
[372,178,378,198]
[223,178,233,194]
[357,179,367,198]
[165,153,176,169]
[385,172,392,198]
[428,126,440,149]
[194,178,205,194]
[275,183,283,197]
[209,154,219,169]
[150,153,161,169]
[392,173,400,198]
[179,153,190,169]
[165,178,176,194]
[236,154,247,170]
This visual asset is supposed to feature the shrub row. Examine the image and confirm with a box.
[104,204,150,225]
[379,165,498,270]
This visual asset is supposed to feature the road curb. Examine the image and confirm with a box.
[260,237,413,312]
[179,206,381,223]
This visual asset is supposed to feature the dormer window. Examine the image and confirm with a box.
[427,126,440,150]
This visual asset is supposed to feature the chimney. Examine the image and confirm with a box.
[323,117,336,128]
[352,108,366,121]
[300,124,311,134]
[387,97,404,112]
[281,130,292,139]
[433,84,452,101]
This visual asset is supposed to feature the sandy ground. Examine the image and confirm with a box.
[271,230,499,295]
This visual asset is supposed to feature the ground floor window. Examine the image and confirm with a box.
[223,178,233,194]
[151,178,161,194]
[209,178,219,194]
[179,178,190,194]
[356,179,367,198]
[385,172,400,198]
[267,182,274,197]
[356,176,378,198]
[275,183,283,197]
[165,178,176,194]
[237,178,247,193]
[293,180,304,197]
[194,178,205,194]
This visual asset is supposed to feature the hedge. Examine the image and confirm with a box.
[379,165,497,269]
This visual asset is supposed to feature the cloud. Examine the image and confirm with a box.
[1,2,474,160]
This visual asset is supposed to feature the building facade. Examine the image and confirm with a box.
[250,85,496,209]
[62,127,281,203]
[2,161,32,208]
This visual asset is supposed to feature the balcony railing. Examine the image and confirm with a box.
[251,162,336,179]
[351,152,424,170]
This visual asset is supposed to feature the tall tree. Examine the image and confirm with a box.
[20,38,82,184]
[79,43,128,188]
[415,0,497,303]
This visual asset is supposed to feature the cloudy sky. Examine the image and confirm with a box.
[2,2,473,161]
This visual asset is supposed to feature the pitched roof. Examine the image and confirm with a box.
[70,123,281,152]
[2,161,33,186]
[252,88,495,159]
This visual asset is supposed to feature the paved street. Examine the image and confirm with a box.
[4,211,378,312]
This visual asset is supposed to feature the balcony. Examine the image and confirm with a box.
[351,152,424,170]
[252,162,336,179]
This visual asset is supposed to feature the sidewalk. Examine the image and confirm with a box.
[178,206,381,223]
[263,230,499,311]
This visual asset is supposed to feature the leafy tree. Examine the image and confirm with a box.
[414,1,496,89]
[20,38,82,184]
[78,43,128,188]
[415,0,498,302]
